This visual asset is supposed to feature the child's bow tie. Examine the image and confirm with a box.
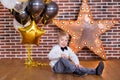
[61,46,68,51]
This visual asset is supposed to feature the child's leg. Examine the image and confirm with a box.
[74,67,96,75]
[96,61,104,76]
[54,58,97,75]
[59,58,76,73]
[53,58,76,73]
[53,58,65,73]
[74,61,104,76]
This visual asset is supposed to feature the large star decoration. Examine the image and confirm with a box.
[18,21,46,46]
[53,0,116,59]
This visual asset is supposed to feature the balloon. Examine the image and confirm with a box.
[13,18,23,31]
[27,0,45,19]
[34,15,41,24]
[13,18,31,31]
[14,1,28,13]
[18,0,28,2]
[9,9,14,15]
[12,8,30,25]
[41,1,58,21]
[0,0,17,9]
[18,21,46,45]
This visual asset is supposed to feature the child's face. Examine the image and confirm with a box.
[59,36,68,47]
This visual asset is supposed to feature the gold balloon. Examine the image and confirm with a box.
[18,21,46,46]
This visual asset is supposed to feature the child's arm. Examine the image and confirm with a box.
[70,53,80,65]
[68,48,80,65]
[70,53,84,68]
[48,46,61,60]
[61,53,70,59]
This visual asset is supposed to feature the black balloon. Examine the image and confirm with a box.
[27,0,45,19]
[12,8,30,25]
[34,15,42,24]
[42,1,58,20]
[9,9,14,15]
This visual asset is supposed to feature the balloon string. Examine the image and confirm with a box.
[21,19,23,25]
[41,17,43,21]
[25,44,33,66]
[46,14,49,18]
[44,0,51,3]
[40,16,45,28]
[27,44,32,60]
[25,44,49,67]
[19,11,24,25]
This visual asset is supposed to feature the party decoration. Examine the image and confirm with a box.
[41,1,58,24]
[1,0,58,67]
[18,20,46,45]
[14,1,28,13]
[44,0,51,3]
[0,0,17,9]
[25,44,33,66]
[1,0,58,25]
[33,15,42,24]
[13,18,31,31]
[27,0,45,19]
[53,0,116,59]
[18,0,28,2]
[12,8,30,25]
[25,44,48,67]
[41,18,51,25]
[13,18,23,30]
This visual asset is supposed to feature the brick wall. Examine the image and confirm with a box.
[0,0,120,60]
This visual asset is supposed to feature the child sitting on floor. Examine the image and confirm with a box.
[47,31,104,76]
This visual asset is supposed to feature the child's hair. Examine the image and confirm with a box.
[58,31,69,39]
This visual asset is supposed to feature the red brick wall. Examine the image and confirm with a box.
[0,0,120,60]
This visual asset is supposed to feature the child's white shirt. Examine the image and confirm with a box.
[47,45,80,68]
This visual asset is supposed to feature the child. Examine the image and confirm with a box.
[47,31,104,76]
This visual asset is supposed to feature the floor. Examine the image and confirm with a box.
[0,59,120,80]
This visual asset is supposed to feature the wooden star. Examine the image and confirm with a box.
[53,0,116,59]
[18,21,46,46]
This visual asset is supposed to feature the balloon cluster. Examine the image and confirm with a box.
[0,0,59,67]
[0,0,59,45]
[0,0,58,26]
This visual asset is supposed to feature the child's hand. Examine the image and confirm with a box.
[75,64,84,68]
[61,54,69,59]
